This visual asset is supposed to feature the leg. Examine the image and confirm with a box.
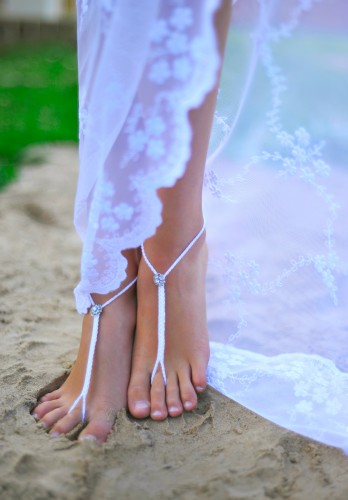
[31,249,138,443]
[128,0,231,419]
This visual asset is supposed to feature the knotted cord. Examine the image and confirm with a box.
[68,277,137,421]
[141,224,205,385]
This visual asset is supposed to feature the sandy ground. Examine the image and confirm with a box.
[1,145,348,500]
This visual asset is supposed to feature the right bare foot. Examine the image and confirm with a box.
[128,228,210,421]
[31,253,138,444]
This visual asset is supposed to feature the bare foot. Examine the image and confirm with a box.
[128,232,210,420]
[31,254,137,443]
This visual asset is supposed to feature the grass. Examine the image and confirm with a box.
[0,42,78,189]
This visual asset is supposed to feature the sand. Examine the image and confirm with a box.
[1,145,348,500]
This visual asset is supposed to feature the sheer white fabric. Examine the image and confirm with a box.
[74,0,348,451]
[74,0,220,312]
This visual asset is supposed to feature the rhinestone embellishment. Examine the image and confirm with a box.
[90,304,102,316]
[153,273,166,287]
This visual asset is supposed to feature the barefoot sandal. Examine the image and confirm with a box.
[68,277,137,421]
[141,224,206,385]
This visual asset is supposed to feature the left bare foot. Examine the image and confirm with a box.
[31,255,138,443]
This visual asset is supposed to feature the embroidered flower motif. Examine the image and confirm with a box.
[312,386,328,404]
[150,19,169,43]
[173,57,191,81]
[145,116,166,136]
[101,200,113,214]
[295,127,310,146]
[128,130,148,154]
[166,32,188,54]
[147,139,165,159]
[295,400,313,414]
[101,181,115,198]
[147,5,196,86]
[294,381,310,397]
[169,7,193,31]
[113,203,134,221]
[148,59,171,84]
[101,216,119,232]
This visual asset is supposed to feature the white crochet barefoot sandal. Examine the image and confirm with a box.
[68,277,137,421]
[141,224,205,385]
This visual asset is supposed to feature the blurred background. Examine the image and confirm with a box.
[0,1,347,191]
[0,0,78,188]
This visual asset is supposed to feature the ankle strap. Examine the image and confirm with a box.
[141,224,205,385]
[89,277,137,314]
[68,277,137,421]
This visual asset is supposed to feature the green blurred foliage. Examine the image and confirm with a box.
[0,43,78,189]
[217,31,348,164]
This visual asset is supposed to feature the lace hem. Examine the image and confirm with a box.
[74,0,223,313]
[208,342,348,452]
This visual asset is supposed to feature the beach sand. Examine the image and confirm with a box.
[1,145,348,500]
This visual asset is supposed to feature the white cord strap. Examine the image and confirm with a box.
[68,277,137,421]
[141,224,205,385]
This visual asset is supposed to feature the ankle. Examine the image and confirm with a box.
[142,224,206,273]
[146,213,204,250]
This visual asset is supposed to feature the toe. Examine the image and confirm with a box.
[32,399,62,420]
[79,407,116,444]
[39,406,69,430]
[39,389,61,403]
[178,367,197,411]
[166,372,183,417]
[191,359,208,393]
[49,407,82,436]
[128,369,151,418]
[150,371,168,420]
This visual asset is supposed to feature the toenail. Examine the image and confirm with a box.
[195,386,206,392]
[50,432,60,438]
[80,435,98,443]
[151,410,164,418]
[32,413,39,420]
[39,421,49,429]
[184,401,194,410]
[135,401,150,410]
[169,406,180,414]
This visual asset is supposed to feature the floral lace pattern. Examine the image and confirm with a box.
[74,0,221,309]
[74,0,348,451]
[208,342,348,450]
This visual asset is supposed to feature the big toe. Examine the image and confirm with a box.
[150,371,168,420]
[166,372,183,417]
[79,408,117,444]
[128,369,151,418]
[191,358,208,393]
[179,367,198,411]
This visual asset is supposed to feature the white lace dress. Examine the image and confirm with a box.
[74,0,348,452]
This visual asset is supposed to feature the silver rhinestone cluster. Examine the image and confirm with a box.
[153,273,166,287]
[90,304,102,316]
